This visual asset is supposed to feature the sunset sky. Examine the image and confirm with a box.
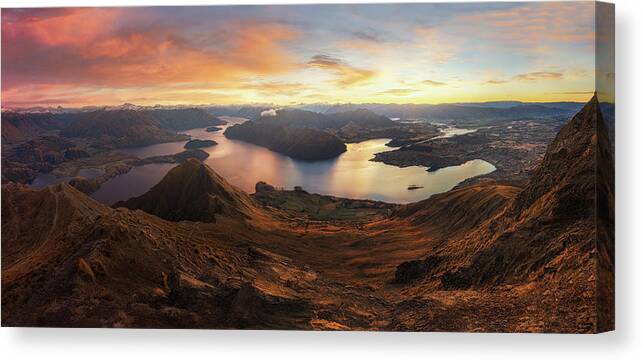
[1,2,607,108]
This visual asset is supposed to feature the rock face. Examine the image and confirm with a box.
[184,139,217,149]
[224,121,346,160]
[115,159,260,222]
[393,94,615,332]
[464,94,614,290]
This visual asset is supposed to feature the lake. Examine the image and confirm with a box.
[89,116,496,204]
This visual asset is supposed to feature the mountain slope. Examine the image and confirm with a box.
[1,180,388,329]
[1,112,67,143]
[392,94,614,332]
[465,94,614,288]
[60,110,187,148]
[114,159,262,222]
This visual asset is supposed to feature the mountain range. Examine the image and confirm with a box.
[1,95,614,332]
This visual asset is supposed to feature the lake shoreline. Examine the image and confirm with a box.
[29,118,496,205]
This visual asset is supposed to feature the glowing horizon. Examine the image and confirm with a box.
[1,3,611,108]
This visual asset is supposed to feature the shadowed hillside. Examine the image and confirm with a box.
[60,110,188,148]
[114,159,263,222]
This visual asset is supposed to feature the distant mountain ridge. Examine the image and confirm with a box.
[1,112,67,142]
[2,107,225,145]
[257,108,395,129]
[59,109,189,148]
[321,102,583,124]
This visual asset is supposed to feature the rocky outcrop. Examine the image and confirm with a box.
[255,181,275,193]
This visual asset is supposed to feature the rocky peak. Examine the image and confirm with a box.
[114,159,260,222]
[511,94,612,216]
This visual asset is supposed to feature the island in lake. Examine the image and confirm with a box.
[224,121,347,160]
[184,139,217,149]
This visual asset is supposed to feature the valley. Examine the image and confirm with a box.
[0,96,615,332]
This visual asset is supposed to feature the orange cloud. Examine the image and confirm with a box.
[84,33,175,60]
[2,8,302,107]
[2,8,121,47]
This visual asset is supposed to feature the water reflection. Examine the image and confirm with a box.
[31,167,105,190]
[100,116,496,204]
[92,163,176,205]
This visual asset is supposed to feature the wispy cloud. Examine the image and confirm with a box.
[415,27,460,64]
[549,91,594,95]
[483,79,508,85]
[251,82,309,96]
[422,79,447,87]
[450,2,595,49]
[378,88,416,96]
[513,71,564,82]
[307,54,376,86]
